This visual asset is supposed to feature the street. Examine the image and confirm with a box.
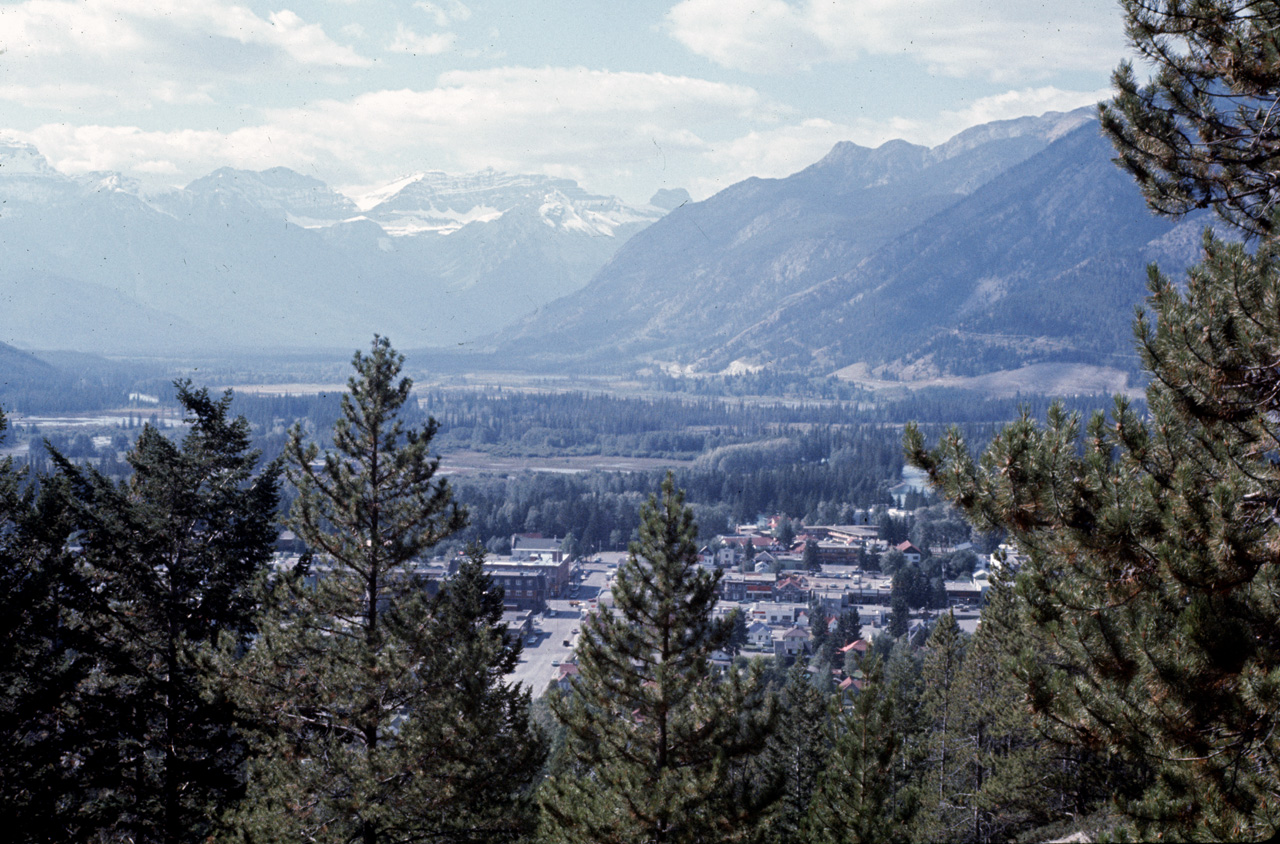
[506,557,621,694]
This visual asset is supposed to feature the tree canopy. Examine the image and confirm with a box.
[1102,0,1280,237]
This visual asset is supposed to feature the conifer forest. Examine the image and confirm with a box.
[9,1,1280,841]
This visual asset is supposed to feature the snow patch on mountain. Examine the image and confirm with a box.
[0,138,59,177]
[352,168,663,237]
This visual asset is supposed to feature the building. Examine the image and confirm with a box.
[773,626,811,660]
[484,554,572,599]
[483,564,549,611]
[815,541,866,566]
[895,541,923,564]
[719,572,778,602]
[510,533,566,563]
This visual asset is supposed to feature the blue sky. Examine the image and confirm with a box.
[0,0,1126,203]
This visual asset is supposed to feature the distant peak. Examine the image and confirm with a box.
[0,137,60,177]
[932,107,1098,161]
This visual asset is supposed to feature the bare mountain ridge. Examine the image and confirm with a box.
[491,110,1199,383]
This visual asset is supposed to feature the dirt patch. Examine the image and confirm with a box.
[835,363,1143,399]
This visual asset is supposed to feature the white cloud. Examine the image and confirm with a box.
[0,0,369,109]
[665,0,1124,79]
[937,87,1112,135]
[387,24,455,55]
[414,1,471,27]
[9,51,1112,208]
[0,0,368,65]
[17,68,770,202]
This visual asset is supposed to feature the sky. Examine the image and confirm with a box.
[0,0,1128,204]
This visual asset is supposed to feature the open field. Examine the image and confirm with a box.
[437,449,694,477]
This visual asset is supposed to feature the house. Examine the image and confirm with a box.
[895,541,923,564]
[747,621,773,649]
[773,626,810,659]
[501,609,535,640]
[774,575,809,603]
[838,675,865,696]
[553,662,580,692]
[838,638,869,662]
[762,602,805,625]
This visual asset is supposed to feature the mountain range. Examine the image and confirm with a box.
[1,110,1211,389]
[487,108,1208,385]
[0,144,668,354]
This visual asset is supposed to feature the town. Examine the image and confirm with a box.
[339,515,1012,695]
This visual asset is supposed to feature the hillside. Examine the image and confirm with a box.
[490,111,1203,384]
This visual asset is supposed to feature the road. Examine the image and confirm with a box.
[507,558,620,695]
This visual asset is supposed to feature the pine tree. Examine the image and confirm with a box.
[227,337,542,842]
[802,656,909,844]
[888,590,909,638]
[0,408,101,840]
[914,611,968,842]
[834,608,862,648]
[904,4,1280,836]
[764,664,830,844]
[1100,0,1280,237]
[947,578,1129,844]
[881,637,924,830]
[52,383,281,842]
[726,607,750,656]
[540,473,778,843]
[802,540,821,573]
[906,236,1280,838]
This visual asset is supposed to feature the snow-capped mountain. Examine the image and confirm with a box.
[0,141,667,354]
[349,170,654,238]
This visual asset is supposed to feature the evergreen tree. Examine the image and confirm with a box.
[887,591,910,638]
[908,5,1280,835]
[1101,0,1280,237]
[906,235,1280,838]
[881,637,924,827]
[0,408,101,841]
[808,594,830,658]
[834,608,862,648]
[946,578,1127,844]
[914,612,967,842]
[228,337,542,842]
[53,383,281,843]
[802,539,821,572]
[764,664,830,844]
[541,473,778,843]
[802,656,909,844]
[726,607,750,656]
[775,519,796,550]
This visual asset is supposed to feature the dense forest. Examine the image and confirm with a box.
[8,382,1124,558]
